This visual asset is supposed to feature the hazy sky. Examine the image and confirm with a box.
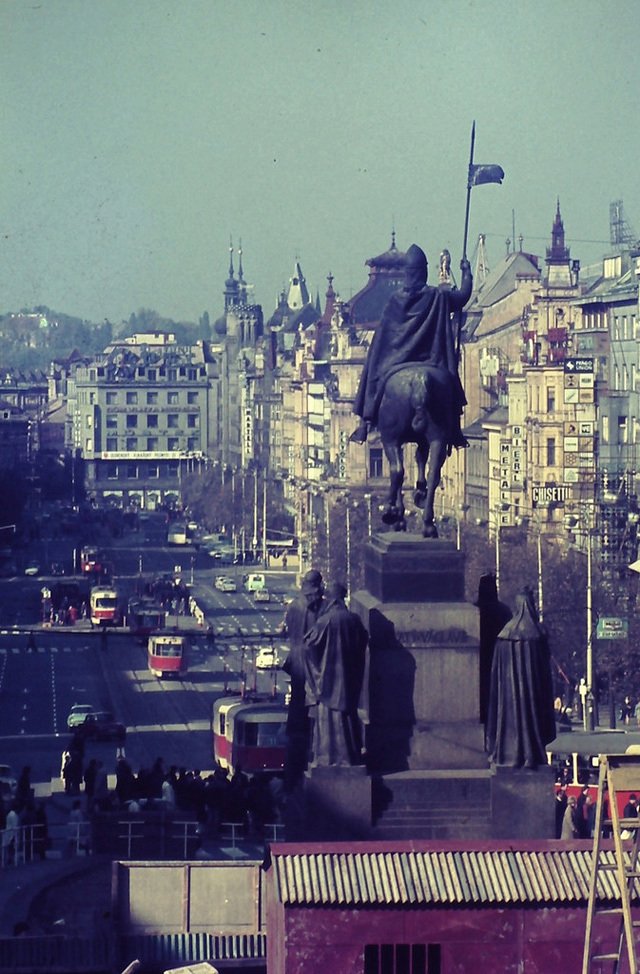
[1,0,639,324]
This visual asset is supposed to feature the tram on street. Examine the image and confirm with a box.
[548,730,640,815]
[89,586,120,627]
[147,632,189,678]
[126,598,166,640]
[212,695,288,775]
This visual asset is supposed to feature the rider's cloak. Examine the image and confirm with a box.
[353,267,471,427]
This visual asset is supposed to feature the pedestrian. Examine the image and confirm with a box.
[575,785,592,838]
[621,696,633,724]
[555,785,568,838]
[15,766,33,808]
[634,699,640,728]
[561,796,580,839]
[1,803,21,864]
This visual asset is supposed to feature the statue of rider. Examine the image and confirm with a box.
[350,244,472,448]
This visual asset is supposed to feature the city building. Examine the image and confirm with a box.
[66,333,217,509]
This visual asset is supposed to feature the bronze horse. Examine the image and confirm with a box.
[376,364,456,537]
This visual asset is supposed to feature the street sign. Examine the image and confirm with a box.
[564,358,594,373]
[596,617,628,640]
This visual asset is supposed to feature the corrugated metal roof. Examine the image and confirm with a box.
[270,844,634,908]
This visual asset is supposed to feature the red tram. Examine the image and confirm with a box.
[212,696,287,776]
[147,633,189,678]
[126,599,166,640]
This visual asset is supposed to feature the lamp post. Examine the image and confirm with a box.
[585,504,595,731]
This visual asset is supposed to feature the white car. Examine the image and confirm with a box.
[255,648,281,670]
[24,562,41,576]
[254,588,270,603]
[215,576,237,593]
[66,703,95,729]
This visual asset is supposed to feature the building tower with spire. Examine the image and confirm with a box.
[545,200,577,287]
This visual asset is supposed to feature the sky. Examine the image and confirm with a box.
[1,0,639,325]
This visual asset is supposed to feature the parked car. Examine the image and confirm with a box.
[255,647,281,670]
[24,561,41,577]
[254,588,270,603]
[66,703,95,729]
[76,711,126,743]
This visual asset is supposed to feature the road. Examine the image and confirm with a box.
[0,516,297,789]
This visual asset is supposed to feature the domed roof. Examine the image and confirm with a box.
[213,315,227,336]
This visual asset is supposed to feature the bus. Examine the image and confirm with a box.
[89,587,120,627]
[126,598,166,640]
[148,633,189,678]
[167,523,188,545]
[212,695,288,775]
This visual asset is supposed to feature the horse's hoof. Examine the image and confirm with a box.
[422,523,438,539]
[414,490,426,509]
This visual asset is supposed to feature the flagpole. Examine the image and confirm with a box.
[462,120,476,261]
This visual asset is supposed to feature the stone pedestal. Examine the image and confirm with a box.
[302,765,371,840]
[490,764,557,839]
[351,533,485,775]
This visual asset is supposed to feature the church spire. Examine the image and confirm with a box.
[547,198,569,262]
[224,236,239,310]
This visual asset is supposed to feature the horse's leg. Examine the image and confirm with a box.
[381,440,406,529]
[422,438,448,538]
[413,439,428,509]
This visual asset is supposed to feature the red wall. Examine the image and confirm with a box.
[266,903,590,974]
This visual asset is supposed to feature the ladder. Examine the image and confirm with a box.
[583,753,640,974]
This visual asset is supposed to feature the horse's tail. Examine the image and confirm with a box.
[409,372,431,433]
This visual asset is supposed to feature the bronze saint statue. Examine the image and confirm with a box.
[281,569,326,789]
[303,581,369,768]
[485,588,556,770]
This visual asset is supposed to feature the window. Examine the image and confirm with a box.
[167,437,179,451]
[364,943,437,974]
[188,369,197,381]
[126,437,138,451]
[602,416,609,444]
[187,437,199,451]
[187,414,198,428]
[126,391,138,405]
[167,414,179,428]
[618,415,628,444]
[546,437,556,466]
[147,392,158,405]
[147,437,158,452]
[126,414,138,428]
[106,437,118,451]
[106,391,117,405]
[106,463,118,480]
[106,416,117,429]
[147,414,158,428]
[168,462,179,476]
[187,391,198,404]
[85,437,93,452]
[546,387,555,413]
[127,464,138,478]
[148,464,159,478]
[168,391,179,404]
[168,369,177,382]
[85,415,93,428]
[148,369,156,381]
[369,447,384,479]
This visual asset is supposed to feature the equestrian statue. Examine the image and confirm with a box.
[350,243,473,537]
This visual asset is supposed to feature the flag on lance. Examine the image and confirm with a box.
[468,163,505,187]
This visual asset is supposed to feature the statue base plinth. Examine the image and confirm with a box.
[490,763,556,839]
[301,765,371,840]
